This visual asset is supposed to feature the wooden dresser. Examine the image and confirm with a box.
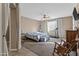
[66,30,78,55]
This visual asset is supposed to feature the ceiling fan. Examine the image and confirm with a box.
[42,14,50,20]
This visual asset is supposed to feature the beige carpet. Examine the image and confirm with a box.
[22,38,61,56]
[23,42,55,56]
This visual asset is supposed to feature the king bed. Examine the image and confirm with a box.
[25,32,50,42]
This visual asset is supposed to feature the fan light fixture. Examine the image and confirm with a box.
[42,14,49,20]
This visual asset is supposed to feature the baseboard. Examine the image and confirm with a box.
[9,49,18,51]
[0,53,8,56]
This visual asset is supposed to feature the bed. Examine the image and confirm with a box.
[25,32,49,42]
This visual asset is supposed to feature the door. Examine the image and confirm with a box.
[1,3,9,56]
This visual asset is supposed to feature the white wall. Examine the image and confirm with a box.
[73,3,79,29]
[73,20,79,29]
[21,16,41,33]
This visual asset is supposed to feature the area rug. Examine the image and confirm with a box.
[23,42,77,56]
[23,42,55,56]
[22,38,62,56]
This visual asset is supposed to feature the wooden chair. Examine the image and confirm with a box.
[52,40,77,56]
[67,40,78,55]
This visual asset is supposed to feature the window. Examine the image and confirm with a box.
[47,20,57,32]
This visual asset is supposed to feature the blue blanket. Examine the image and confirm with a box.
[25,32,49,42]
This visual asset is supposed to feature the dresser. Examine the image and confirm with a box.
[66,30,78,55]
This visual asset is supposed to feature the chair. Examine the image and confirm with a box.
[52,40,77,56]
[67,40,78,55]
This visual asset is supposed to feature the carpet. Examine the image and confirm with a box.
[23,42,55,56]
[22,38,61,56]
[22,38,77,56]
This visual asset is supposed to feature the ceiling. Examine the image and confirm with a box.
[20,3,75,21]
